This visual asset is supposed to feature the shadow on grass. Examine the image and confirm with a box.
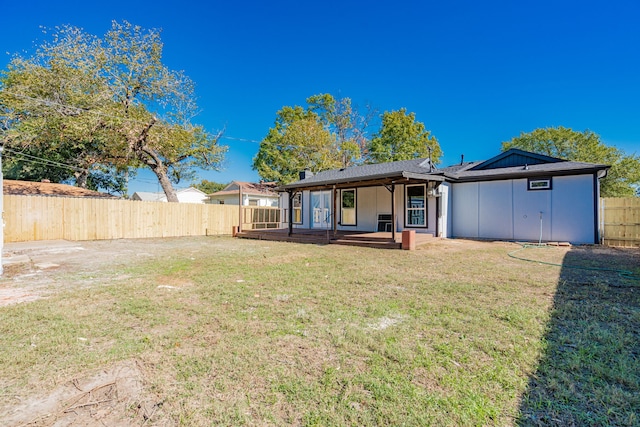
[517,246,640,426]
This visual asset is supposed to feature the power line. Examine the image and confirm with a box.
[220,136,261,143]
[3,146,89,172]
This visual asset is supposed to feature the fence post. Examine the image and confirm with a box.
[238,185,243,233]
[600,197,605,245]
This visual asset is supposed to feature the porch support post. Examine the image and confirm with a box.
[332,185,337,237]
[391,183,396,241]
[288,191,294,237]
[435,182,440,237]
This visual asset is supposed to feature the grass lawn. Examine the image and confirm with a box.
[0,237,638,426]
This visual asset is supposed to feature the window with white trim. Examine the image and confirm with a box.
[292,192,302,223]
[340,189,356,225]
[528,178,552,191]
[405,184,427,227]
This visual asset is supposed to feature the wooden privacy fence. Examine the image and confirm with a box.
[3,195,239,242]
[601,197,640,248]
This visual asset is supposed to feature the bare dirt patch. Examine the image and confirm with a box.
[1,360,167,426]
[0,237,229,306]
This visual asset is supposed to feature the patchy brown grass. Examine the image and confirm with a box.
[0,237,637,426]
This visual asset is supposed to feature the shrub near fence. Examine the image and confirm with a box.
[3,195,239,243]
[601,197,640,248]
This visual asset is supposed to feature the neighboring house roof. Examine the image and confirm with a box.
[278,149,609,190]
[131,187,207,203]
[3,179,117,198]
[131,191,164,201]
[209,181,278,198]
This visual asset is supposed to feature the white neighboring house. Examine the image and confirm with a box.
[208,181,279,207]
[131,187,208,203]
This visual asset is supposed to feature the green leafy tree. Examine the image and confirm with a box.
[195,179,227,194]
[367,108,442,164]
[253,106,340,184]
[0,21,226,201]
[253,94,376,184]
[0,39,126,192]
[502,126,640,197]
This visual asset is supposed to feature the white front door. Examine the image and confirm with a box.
[310,191,332,228]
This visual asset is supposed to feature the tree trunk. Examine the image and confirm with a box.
[129,117,179,203]
[151,163,178,202]
[75,170,89,188]
[151,164,179,203]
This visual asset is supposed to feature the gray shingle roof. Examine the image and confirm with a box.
[278,158,438,189]
[278,149,609,190]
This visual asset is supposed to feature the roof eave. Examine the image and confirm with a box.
[449,165,610,182]
[277,171,443,191]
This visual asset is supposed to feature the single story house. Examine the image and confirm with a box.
[131,187,208,203]
[208,181,279,207]
[3,179,118,198]
[277,148,609,244]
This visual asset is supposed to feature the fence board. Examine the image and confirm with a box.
[601,197,640,248]
[3,195,239,243]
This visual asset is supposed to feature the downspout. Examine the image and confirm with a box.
[594,171,602,244]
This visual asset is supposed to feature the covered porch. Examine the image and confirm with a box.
[235,227,435,249]
[278,171,447,242]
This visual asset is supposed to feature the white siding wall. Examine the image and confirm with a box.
[451,175,596,244]
[175,190,208,204]
[478,181,513,240]
[334,186,390,232]
[512,179,551,241]
[452,182,479,238]
[349,187,378,231]
[212,194,278,206]
[439,182,451,238]
[550,175,595,243]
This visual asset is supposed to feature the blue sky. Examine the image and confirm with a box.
[2,0,639,194]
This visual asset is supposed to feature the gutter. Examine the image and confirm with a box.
[445,166,609,183]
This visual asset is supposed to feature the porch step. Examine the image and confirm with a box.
[330,233,398,242]
[330,239,402,249]
[236,229,409,249]
[236,231,331,244]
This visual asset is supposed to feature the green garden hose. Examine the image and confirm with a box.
[507,244,640,283]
